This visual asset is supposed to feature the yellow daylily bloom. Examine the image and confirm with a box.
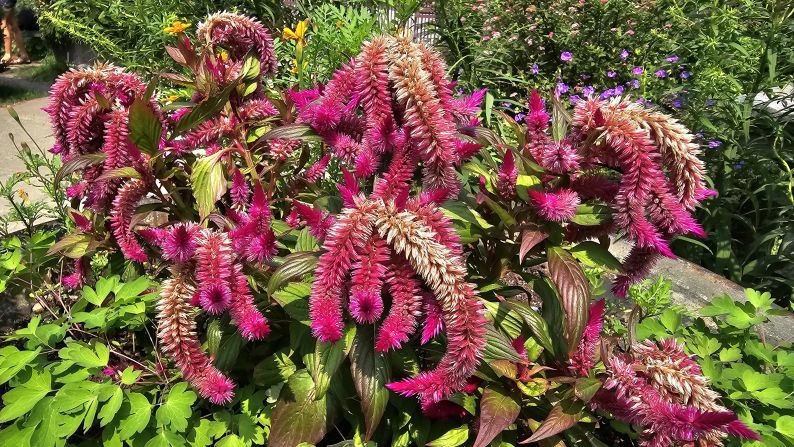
[164,20,191,35]
[216,49,228,62]
[282,19,310,46]
[165,95,180,103]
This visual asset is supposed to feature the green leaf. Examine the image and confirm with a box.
[442,202,493,229]
[268,252,319,296]
[349,326,390,441]
[700,294,735,317]
[427,425,469,447]
[174,80,239,134]
[483,323,524,363]
[519,226,547,263]
[253,349,297,388]
[54,153,107,187]
[118,392,152,440]
[547,247,590,352]
[156,382,197,433]
[146,429,186,447]
[570,204,612,226]
[504,299,555,356]
[191,151,227,221]
[0,370,51,423]
[269,370,334,447]
[306,328,351,399]
[569,241,622,272]
[129,98,163,155]
[472,386,520,447]
[659,308,681,333]
[59,342,109,368]
[99,386,123,427]
[241,54,260,80]
[777,415,794,440]
[718,347,742,362]
[573,377,601,403]
[534,278,569,360]
[0,347,40,385]
[521,403,580,443]
[272,282,311,323]
[46,233,93,259]
[260,124,322,142]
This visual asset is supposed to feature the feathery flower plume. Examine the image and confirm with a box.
[110,179,149,262]
[420,291,444,345]
[528,188,580,222]
[309,200,378,341]
[375,256,423,352]
[157,263,235,404]
[293,201,335,241]
[230,170,250,209]
[569,299,605,375]
[304,154,331,183]
[349,236,390,324]
[195,230,234,314]
[497,150,518,199]
[196,12,277,76]
[229,263,270,340]
[161,223,200,263]
[592,339,759,446]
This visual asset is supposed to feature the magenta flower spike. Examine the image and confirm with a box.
[497,149,518,199]
[349,236,390,324]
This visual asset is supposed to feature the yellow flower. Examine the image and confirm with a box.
[282,19,310,46]
[216,49,228,63]
[290,59,308,75]
[16,188,28,203]
[165,95,180,103]
[164,20,191,35]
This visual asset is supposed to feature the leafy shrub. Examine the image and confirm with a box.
[637,289,794,446]
[0,10,771,447]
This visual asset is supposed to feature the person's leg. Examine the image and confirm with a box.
[1,10,11,63]
[5,8,28,62]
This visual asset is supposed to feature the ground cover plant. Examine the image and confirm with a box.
[0,9,785,447]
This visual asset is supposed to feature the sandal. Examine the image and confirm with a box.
[8,57,31,65]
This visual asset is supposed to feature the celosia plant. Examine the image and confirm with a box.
[41,11,759,447]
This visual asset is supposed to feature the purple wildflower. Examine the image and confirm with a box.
[620,49,630,60]
[708,140,722,149]
[531,64,539,75]
[514,112,526,122]
[630,79,640,89]
[555,82,570,96]
[680,71,690,79]
[607,70,617,78]
[614,85,624,96]
[672,100,683,108]
[600,89,616,99]
[734,161,745,170]
[582,86,595,97]
[560,51,572,62]
[632,66,643,76]
[569,95,582,103]
[655,69,668,78]
[666,55,680,63]
[580,73,592,80]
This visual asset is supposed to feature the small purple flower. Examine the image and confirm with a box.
[734,161,745,170]
[695,131,704,140]
[502,102,511,108]
[705,99,717,107]
[632,66,644,76]
[708,140,722,148]
[680,70,690,79]
[666,55,679,63]
[614,85,625,95]
[582,85,595,97]
[630,79,640,89]
[600,88,616,99]
[531,64,539,75]
[654,69,668,78]
[569,95,582,104]
[620,49,630,60]
[580,73,592,80]
[560,51,573,62]
[514,112,526,122]
[672,100,683,108]
[555,82,570,96]
[607,70,617,78]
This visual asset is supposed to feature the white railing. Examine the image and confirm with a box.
[374,5,437,44]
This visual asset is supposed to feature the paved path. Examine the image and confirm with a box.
[0,97,54,216]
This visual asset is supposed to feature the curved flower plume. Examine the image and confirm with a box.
[294,34,484,203]
[592,339,759,446]
[157,263,235,404]
[497,150,518,199]
[45,64,150,212]
[528,188,581,222]
[196,12,277,76]
[569,299,605,375]
[570,97,708,295]
[309,198,487,405]
[349,235,390,324]
[110,179,149,263]
[195,230,234,314]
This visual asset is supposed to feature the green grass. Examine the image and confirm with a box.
[0,84,44,105]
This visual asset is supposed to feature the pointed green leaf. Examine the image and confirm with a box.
[349,326,390,441]
[156,382,196,433]
[269,370,334,447]
[472,386,520,447]
[547,247,590,353]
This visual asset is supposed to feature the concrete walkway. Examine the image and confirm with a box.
[0,97,54,216]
